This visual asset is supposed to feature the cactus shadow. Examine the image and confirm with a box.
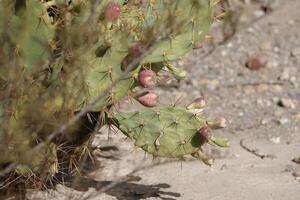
[68,176,181,200]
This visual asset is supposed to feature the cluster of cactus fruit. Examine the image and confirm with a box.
[0,0,228,191]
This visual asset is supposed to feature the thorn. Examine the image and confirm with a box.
[139,123,145,127]
[153,110,161,121]
[214,11,227,21]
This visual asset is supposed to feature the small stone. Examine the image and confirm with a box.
[289,76,297,84]
[261,118,271,125]
[292,172,300,181]
[221,50,227,57]
[247,27,255,33]
[260,41,272,51]
[243,86,255,95]
[254,10,265,18]
[245,55,267,70]
[279,68,290,80]
[270,137,281,144]
[278,117,290,125]
[291,47,300,57]
[227,42,233,48]
[271,85,283,93]
[277,98,296,109]
[288,20,295,25]
[273,46,280,53]
[256,84,269,92]
[272,97,280,103]
[292,114,300,121]
[292,157,300,164]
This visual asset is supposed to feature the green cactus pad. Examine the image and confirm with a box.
[142,0,213,63]
[114,106,208,158]
[83,31,139,111]
[8,0,54,73]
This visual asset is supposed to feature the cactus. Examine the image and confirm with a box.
[0,0,228,193]
[113,105,228,163]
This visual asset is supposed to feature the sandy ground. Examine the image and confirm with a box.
[28,0,300,199]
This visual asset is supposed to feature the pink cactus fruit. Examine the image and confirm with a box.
[138,69,157,88]
[198,126,212,139]
[137,91,159,107]
[214,116,227,128]
[105,3,121,21]
[193,42,203,49]
[186,97,206,110]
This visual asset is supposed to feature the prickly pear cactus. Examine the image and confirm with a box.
[114,105,229,164]
[0,0,228,193]
[115,106,207,158]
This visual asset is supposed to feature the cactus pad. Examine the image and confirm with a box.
[115,106,208,158]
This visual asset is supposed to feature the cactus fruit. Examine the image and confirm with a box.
[208,116,227,128]
[105,2,122,21]
[198,126,212,139]
[187,97,206,110]
[138,69,158,88]
[137,91,159,107]
[193,43,203,49]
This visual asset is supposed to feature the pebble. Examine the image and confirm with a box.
[254,10,265,18]
[273,46,280,53]
[279,68,290,80]
[270,137,281,144]
[291,47,300,57]
[247,27,255,33]
[221,50,227,57]
[278,98,296,109]
[257,99,271,107]
[256,84,269,92]
[289,76,297,85]
[292,114,300,121]
[271,85,283,93]
[292,172,300,181]
[243,86,255,95]
[278,117,290,125]
[288,20,295,25]
[261,118,271,125]
[245,55,267,70]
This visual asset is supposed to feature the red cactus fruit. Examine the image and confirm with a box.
[138,69,157,88]
[198,126,212,139]
[105,3,121,21]
[131,43,143,58]
[186,96,206,110]
[193,42,203,49]
[137,91,159,107]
